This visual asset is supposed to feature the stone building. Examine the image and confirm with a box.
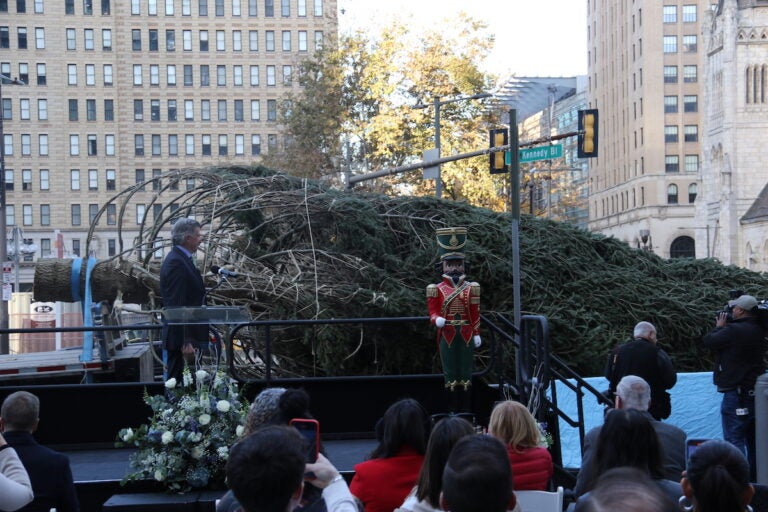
[699,0,768,269]
[0,0,338,290]
[586,0,712,257]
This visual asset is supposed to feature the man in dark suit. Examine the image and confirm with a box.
[573,375,687,497]
[160,217,208,382]
[0,391,79,512]
[605,321,677,420]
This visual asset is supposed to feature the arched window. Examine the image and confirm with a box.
[670,236,695,258]
[667,184,678,204]
[688,183,697,203]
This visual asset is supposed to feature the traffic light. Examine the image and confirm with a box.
[489,128,508,174]
[577,109,599,158]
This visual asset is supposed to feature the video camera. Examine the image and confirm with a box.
[715,289,768,327]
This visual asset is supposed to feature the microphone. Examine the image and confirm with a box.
[210,265,239,278]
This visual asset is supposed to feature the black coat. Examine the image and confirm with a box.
[3,431,79,512]
[159,246,208,351]
[605,338,677,420]
[702,316,766,390]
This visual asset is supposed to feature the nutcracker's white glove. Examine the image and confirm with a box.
[435,316,446,328]
[473,335,482,348]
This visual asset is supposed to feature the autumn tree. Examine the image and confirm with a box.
[266,15,510,210]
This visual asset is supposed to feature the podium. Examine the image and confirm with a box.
[161,306,250,325]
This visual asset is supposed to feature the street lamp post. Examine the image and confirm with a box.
[413,92,491,199]
[0,75,26,355]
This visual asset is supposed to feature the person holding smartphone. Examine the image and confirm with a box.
[225,426,358,512]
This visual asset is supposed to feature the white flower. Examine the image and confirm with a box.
[235,425,244,437]
[165,378,177,389]
[196,370,209,382]
[199,414,211,426]
[122,428,134,443]
[191,446,204,459]
[154,470,166,482]
[190,432,203,443]
[217,446,229,459]
[216,400,231,413]
[183,372,193,387]
[161,431,174,444]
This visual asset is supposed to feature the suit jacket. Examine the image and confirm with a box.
[160,245,208,351]
[3,431,79,512]
[573,410,687,496]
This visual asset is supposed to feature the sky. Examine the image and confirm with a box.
[337,0,588,81]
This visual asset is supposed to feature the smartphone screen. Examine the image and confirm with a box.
[290,418,320,463]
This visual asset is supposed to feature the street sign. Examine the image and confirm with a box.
[517,144,563,163]
[422,148,439,179]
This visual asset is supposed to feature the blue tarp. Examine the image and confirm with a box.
[556,372,721,468]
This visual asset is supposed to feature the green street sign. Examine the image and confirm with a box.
[518,144,563,163]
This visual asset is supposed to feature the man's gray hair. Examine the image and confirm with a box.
[1,390,40,431]
[616,375,651,411]
[633,321,656,340]
[171,217,201,246]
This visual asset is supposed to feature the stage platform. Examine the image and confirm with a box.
[65,438,378,511]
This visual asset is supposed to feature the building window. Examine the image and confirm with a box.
[36,63,46,85]
[281,0,289,16]
[667,184,678,204]
[682,35,697,53]
[251,134,261,155]
[39,169,49,190]
[185,99,194,120]
[107,238,116,256]
[183,30,192,50]
[663,35,677,53]
[233,65,243,86]
[103,64,113,85]
[298,31,307,51]
[105,134,115,155]
[251,100,260,120]
[313,0,321,16]
[185,134,194,155]
[136,204,146,224]
[68,99,78,121]
[70,134,79,155]
[169,134,178,155]
[233,30,242,51]
[38,134,48,155]
[132,29,141,50]
[683,95,698,112]
[22,169,32,191]
[218,134,228,155]
[663,5,676,23]
[200,30,209,51]
[102,0,110,14]
[106,169,116,190]
[298,0,305,16]
[670,236,695,258]
[688,183,697,203]
[40,204,50,226]
[135,168,145,190]
[40,238,51,257]
[67,64,77,85]
[248,0,256,15]
[102,28,112,50]
[184,65,193,86]
[682,5,696,23]
[133,64,142,85]
[67,28,76,50]
[134,134,144,155]
[266,30,275,51]
[684,125,698,142]
[202,134,211,155]
[84,28,94,50]
[152,134,161,155]
[664,126,678,143]
[85,64,96,85]
[234,100,244,121]
[249,30,258,51]
[683,65,697,83]
[168,99,177,121]
[283,65,292,85]
[87,134,97,155]
[664,96,678,113]
[72,239,80,256]
[89,203,99,224]
[217,65,226,86]
[267,99,277,121]
[35,27,45,48]
[151,99,160,121]
[282,30,291,51]
[250,65,259,85]
[665,155,679,173]
[201,99,211,121]
[265,0,273,16]
[71,204,82,226]
[22,204,32,226]
[134,99,143,120]
[86,99,96,120]
[201,65,210,86]
[149,29,159,51]
[685,154,699,172]
[21,134,31,156]
[107,204,116,225]
[235,134,244,155]
[266,65,275,86]
[167,64,176,85]
[70,169,81,190]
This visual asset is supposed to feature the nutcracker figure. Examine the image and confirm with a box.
[426,227,481,412]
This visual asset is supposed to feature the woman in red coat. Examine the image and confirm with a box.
[350,399,428,512]
[488,400,553,491]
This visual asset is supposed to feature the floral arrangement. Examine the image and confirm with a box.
[116,367,248,492]
[537,421,554,449]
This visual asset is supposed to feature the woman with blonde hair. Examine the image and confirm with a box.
[488,400,553,491]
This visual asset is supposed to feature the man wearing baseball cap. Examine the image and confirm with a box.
[702,294,767,481]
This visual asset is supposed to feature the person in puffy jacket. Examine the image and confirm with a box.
[488,400,553,491]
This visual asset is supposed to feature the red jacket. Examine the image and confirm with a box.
[507,446,553,491]
[350,446,424,512]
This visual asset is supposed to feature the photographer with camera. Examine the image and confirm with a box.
[702,294,767,481]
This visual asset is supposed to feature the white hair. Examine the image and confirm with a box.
[633,321,656,340]
[616,375,651,411]
[171,217,201,246]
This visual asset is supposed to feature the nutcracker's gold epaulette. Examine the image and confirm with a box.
[426,284,438,298]
[470,282,480,296]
